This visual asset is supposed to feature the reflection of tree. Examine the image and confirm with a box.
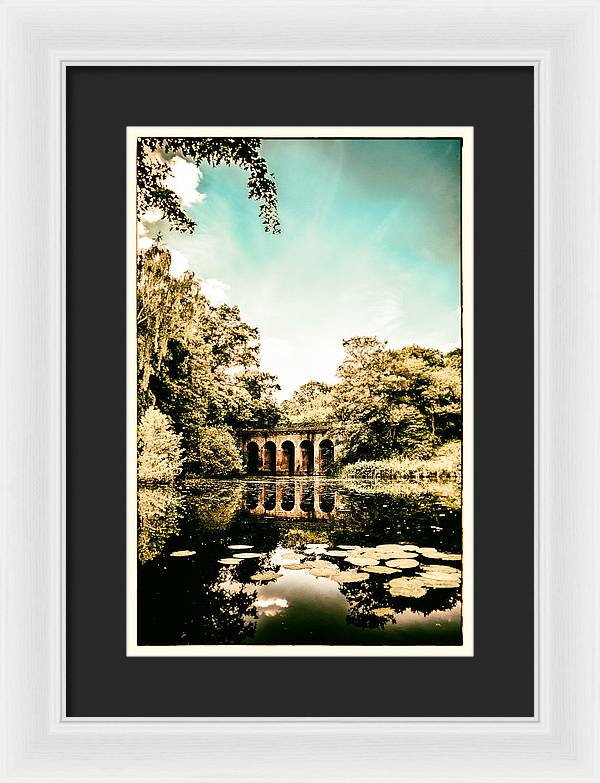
[138,502,281,645]
[138,557,258,645]
[137,486,182,564]
[333,488,462,556]
[183,479,243,528]
[342,573,461,630]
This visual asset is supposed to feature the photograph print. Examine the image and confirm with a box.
[128,127,473,655]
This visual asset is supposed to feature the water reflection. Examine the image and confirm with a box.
[243,478,339,519]
[138,477,463,646]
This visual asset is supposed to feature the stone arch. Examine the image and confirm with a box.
[300,482,314,513]
[263,480,277,511]
[319,439,335,476]
[281,440,295,476]
[263,441,276,475]
[299,440,314,475]
[246,441,260,475]
[281,479,296,511]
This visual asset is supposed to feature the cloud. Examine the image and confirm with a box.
[201,277,230,306]
[168,248,191,279]
[141,208,163,223]
[255,597,288,617]
[165,156,207,208]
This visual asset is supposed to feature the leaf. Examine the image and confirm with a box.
[170,549,195,557]
[250,571,282,582]
[385,558,419,568]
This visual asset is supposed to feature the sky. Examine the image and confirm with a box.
[139,137,462,400]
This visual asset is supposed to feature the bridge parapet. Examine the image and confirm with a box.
[239,425,338,476]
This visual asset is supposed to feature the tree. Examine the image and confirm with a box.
[136,137,280,234]
[137,407,184,483]
[330,338,461,463]
[280,381,335,425]
[187,427,243,477]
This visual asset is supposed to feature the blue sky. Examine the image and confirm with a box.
[140,137,462,399]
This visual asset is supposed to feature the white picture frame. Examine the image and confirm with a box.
[1,1,598,780]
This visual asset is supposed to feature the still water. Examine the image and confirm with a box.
[137,478,463,646]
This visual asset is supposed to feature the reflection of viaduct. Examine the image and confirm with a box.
[239,427,338,476]
[245,479,339,519]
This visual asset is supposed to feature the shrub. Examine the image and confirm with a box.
[187,426,243,477]
[138,406,184,484]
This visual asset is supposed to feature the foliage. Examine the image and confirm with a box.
[186,426,243,477]
[340,440,461,481]
[137,486,182,564]
[331,338,461,464]
[137,406,184,483]
[136,137,280,234]
[137,247,200,406]
[280,380,335,425]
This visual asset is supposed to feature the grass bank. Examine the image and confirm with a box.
[340,441,461,481]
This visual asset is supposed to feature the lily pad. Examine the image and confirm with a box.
[372,607,396,617]
[419,571,459,582]
[344,556,380,567]
[325,550,350,557]
[250,571,282,582]
[364,565,400,575]
[331,570,370,584]
[421,564,461,576]
[425,552,462,561]
[310,568,339,578]
[337,545,362,550]
[385,558,419,568]
[218,558,241,565]
[170,550,196,557]
[282,562,309,570]
[389,584,429,598]
[227,544,253,550]
[233,552,263,559]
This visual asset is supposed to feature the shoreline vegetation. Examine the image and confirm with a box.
[136,138,462,488]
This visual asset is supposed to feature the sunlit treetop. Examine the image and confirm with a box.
[136,137,281,234]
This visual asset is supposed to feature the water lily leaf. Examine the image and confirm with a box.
[325,550,351,557]
[344,556,380,567]
[310,568,339,578]
[385,558,419,568]
[233,552,263,559]
[250,571,282,582]
[227,544,253,550]
[426,552,462,561]
[218,558,241,565]
[282,562,309,570]
[422,564,461,576]
[331,570,370,583]
[170,550,196,557]
[337,545,362,550]
[364,565,400,575]
[419,571,459,582]
[373,606,396,617]
[389,585,429,598]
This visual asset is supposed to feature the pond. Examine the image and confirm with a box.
[137,477,463,647]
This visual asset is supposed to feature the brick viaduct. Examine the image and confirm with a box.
[239,426,338,476]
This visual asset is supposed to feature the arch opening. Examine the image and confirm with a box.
[263,480,276,511]
[281,480,296,511]
[246,441,260,475]
[281,440,295,476]
[319,439,334,476]
[263,441,276,475]
[299,440,314,476]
